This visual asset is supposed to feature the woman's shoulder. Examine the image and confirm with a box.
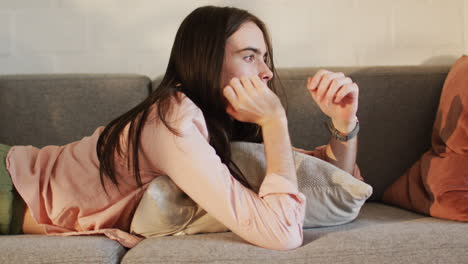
[174,91,200,111]
[168,91,203,122]
[147,91,200,119]
[147,91,208,136]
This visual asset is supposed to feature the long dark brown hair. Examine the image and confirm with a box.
[96,6,285,195]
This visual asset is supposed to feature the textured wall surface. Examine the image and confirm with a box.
[0,0,466,77]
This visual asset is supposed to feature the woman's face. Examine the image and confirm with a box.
[221,21,273,88]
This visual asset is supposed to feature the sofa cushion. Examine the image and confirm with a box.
[382,55,468,221]
[0,235,126,264]
[0,74,151,147]
[130,142,372,238]
[230,142,372,228]
[275,66,451,201]
[121,202,468,264]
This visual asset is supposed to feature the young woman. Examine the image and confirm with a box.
[0,6,361,251]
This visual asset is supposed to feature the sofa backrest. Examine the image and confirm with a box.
[0,66,451,201]
[276,66,450,201]
[0,74,151,147]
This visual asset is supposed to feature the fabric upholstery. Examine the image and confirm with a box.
[122,203,468,264]
[0,74,151,147]
[0,235,126,264]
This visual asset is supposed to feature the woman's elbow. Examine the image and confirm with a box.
[261,229,304,251]
[278,236,303,251]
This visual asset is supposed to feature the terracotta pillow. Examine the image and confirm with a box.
[382,55,468,221]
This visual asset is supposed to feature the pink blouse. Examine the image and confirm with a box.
[7,92,361,250]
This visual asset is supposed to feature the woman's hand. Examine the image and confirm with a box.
[307,69,359,132]
[223,75,285,127]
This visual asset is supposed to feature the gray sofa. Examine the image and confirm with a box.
[1,66,467,263]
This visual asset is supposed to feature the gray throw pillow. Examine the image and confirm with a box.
[130,142,373,238]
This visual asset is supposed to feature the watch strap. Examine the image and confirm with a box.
[324,118,360,141]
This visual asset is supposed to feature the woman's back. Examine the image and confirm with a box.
[8,125,153,227]
[6,95,189,246]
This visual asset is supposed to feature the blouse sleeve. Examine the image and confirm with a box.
[292,145,364,181]
[146,97,306,251]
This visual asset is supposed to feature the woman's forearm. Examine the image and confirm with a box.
[260,115,297,186]
[324,118,358,176]
[325,136,358,175]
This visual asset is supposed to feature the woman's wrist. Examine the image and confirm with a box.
[257,111,288,129]
[331,116,358,134]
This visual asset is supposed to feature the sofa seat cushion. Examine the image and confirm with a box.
[0,235,126,264]
[122,202,468,264]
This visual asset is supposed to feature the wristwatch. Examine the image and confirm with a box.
[324,118,360,141]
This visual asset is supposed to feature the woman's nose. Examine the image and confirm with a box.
[258,62,273,82]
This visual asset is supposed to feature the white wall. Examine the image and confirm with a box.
[0,0,466,77]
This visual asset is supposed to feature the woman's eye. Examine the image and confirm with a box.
[244,55,254,62]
